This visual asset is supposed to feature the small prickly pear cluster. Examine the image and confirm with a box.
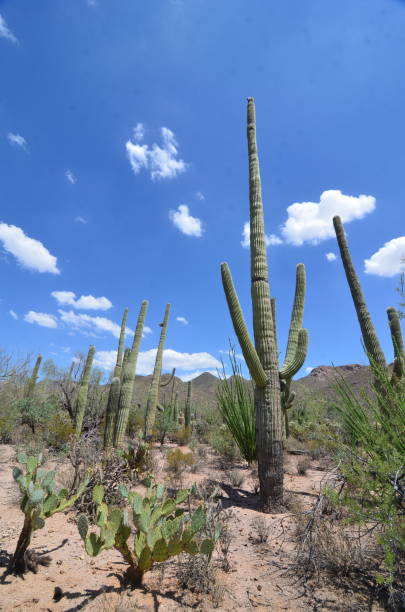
[77,478,214,586]
[8,454,90,575]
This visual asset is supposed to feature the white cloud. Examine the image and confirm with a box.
[195,191,205,201]
[58,309,133,339]
[74,216,87,224]
[94,348,221,374]
[51,291,112,311]
[364,236,405,277]
[280,190,375,246]
[65,169,77,184]
[126,126,188,180]
[7,133,27,149]
[325,252,337,262]
[169,205,203,237]
[0,14,17,43]
[241,222,283,248]
[0,223,60,274]
[176,316,188,325]
[9,310,18,320]
[305,366,314,375]
[24,311,58,329]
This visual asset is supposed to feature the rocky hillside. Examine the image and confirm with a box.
[131,363,374,414]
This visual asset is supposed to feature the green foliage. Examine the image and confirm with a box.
[209,425,240,464]
[217,349,256,463]
[8,454,90,574]
[77,478,213,586]
[328,362,405,584]
[16,397,56,435]
[166,448,195,472]
[175,426,192,445]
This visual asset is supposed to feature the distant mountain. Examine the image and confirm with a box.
[130,364,374,414]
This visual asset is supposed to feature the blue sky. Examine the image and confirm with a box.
[1,0,404,381]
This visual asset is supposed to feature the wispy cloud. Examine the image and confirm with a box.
[364,236,405,277]
[94,348,221,374]
[51,291,112,311]
[0,14,17,43]
[0,223,60,274]
[65,169,77,184]
[9,310,18,320]
[195,191,205,201]
[126,125,188,180]
[280,190,375,246]
[241,222,282,248]
[325,252,337,262]
[24,311,58,329]
[7,133,27,150]
[58,309,134,339]
[176,316,188,325]
[169,205,203,237]
[74,216,87,224]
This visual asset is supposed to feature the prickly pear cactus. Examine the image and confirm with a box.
[77,478,214,586]
[7,454,90,575]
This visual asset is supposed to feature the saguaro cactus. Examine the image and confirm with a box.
[113,301,148,448]
[26,355,42,398]
[387,306,405,381]
[104,377,121,450]
[113,308,129,379]
[185,380,192,429]
[333,216,387,369]
[74,345,96,437]
[122,347,131,378]
[144,304,171,437]
[221,98,308,511]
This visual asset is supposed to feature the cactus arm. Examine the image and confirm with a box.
[387,306,404,380]
[113,308,128,379]
[121,347,131,378]
[113,300,148,448]
[144,304,171,437]
[333,216,387,369]
[104,377,121,450]
[26,355,42,398]
[160,367,175,387]
[74,345,96,437]
[221,262,267,387]
[279,328,308,380]
[281,263,306,372]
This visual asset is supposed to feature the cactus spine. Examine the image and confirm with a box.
[144,304,171,437]
[113,308,128,379]
[26,355,42,398]
[113,300,148,448]
[104,377,121,450]
[221,98,308,510]
[333,216,387,370]
[185,380,192,429]
[74,345,96,437]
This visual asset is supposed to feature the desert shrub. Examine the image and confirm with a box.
[217,348,256,463]
[175,426,192,445]
[16,397,57,435]
[250,515,270,543]
[227,469,245,488]
[209,424,240,467]
[297,456,311,475]
[45,412,76,451]
[328,364,405,586]
[176,553,225,606]
[0,403,20,442]
[166,449,195,486]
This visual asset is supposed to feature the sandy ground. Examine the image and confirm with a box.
[0,444,384,611]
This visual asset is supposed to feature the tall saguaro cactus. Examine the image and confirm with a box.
[74,345,96,437]
[113,300,148,448]
[144,303,171,437]
[221,98,308,511]
[104,377,121,450]
[113,308,129,379]
[333,216,404,385]
[26,355,42,398]
[185,380,192,429]
[333,216,387,369]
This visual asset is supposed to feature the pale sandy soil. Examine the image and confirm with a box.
[0,444,384,611]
